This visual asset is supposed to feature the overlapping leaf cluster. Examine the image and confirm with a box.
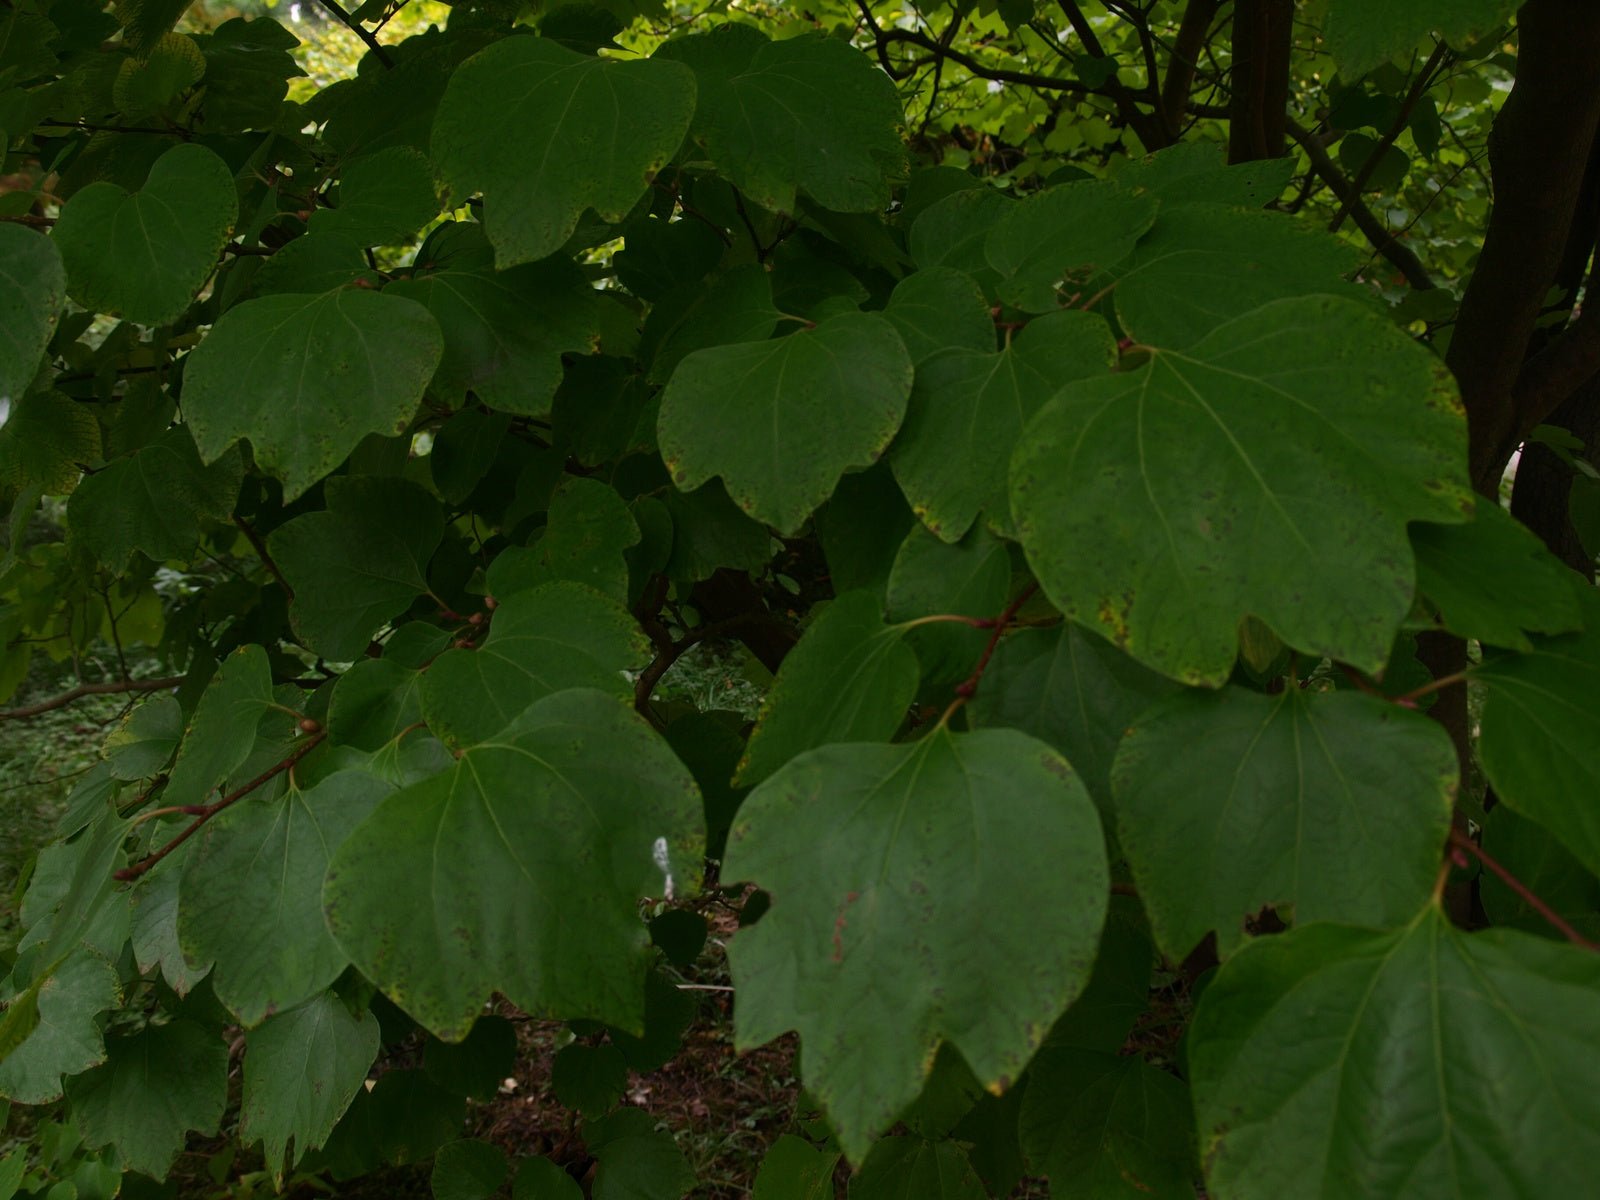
[0,0,1596,1197]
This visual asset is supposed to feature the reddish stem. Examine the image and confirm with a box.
[951,583,1040,705]
[1450,828,1600,953]
[114,733,326,882]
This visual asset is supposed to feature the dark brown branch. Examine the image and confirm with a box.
[1285,118,1435,291]
[857,7,1099,96]
[0,676,186,722]
[114,732,326,882]
[1055,0,1172,147]
[1450,829,1600,952]
[1447,0,1600,491]
[1161,0,1223,135]
[1329,42,1450,232]
[233,516,295,601]
[1227,0,1292,163]
[315,0,394,69]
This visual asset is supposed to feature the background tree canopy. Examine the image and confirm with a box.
[0,0,1598,1196]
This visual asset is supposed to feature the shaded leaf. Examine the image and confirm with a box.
[985,180,1157,311]
[1019,1050,1194,1200]
[67,427,242,569]
[68,1020,227,1179]
[891,308,1114,542]
[53,143,236,326]
[658,312,912,534]
[1011,296,1472,686]
[658,25,906,215]
[971,623,1179,813]
[1189,908,1600,1199]
[182,288,443,499]
[325,690,703,1039]
[179,770,393,1025]
[432,37,695,267]
[241,993,381,1180]
[736,591,918,787]
[1113,687,1456,960]
[725,726,1107,1161]
[1411,499,1583,651]
[1473,591,1600,876]
[271,476,445,661]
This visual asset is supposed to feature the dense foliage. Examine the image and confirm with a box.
[1,0,1598,1196]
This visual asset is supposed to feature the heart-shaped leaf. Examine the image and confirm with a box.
[1011,296,1472,685]
[53,143,236,326]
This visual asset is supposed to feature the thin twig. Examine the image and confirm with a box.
[233,516,295,601]
[1329,42,1450,232]
[943,582,1041,722]
[114,733,326,882]
[1285,117,1436,291]
[0,677,186,722]
[314,0,394,68]
[1450,829,1600,952]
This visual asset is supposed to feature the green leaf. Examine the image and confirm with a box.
[0,392,100,500]
[586,1107,695,1200]
[179,770,393,1024]
[390,227,617,416]
[642,264,781,386]
[182,288,443,499]
[271,476,445,661]
[984,180,1157,311]
[432,1139,509,1200]
[1473,591,1600,876]
[1411,500,1583,650]
[1480,808,1600,942]
[891,308,1115,542]
[550,1043,627,1117]
[513,1156,583,1200]
[661,482,773,583]
[104,694,182,780]
[67,427,242,569]
[310,147,439,247]
[725,726,1108,1161]
[431,37,696,268]
[909,188,1012,286]
[487,477,640,604]
[1019,1050,1194,1200]
[163,644,277,809]
[1113,687,1456,960]
[128,852,211,997]
[751,1134,837,1200]
[241,993,381,1180]
[1108,206,1364,348]
[324,689,703,1039]
[52,143,236,326]
[657,312,913,535]
[970,623,1179,813]
[0,224,65,402]
[328,658,427,752]
[1106,141,1294,208]
[851,1137,987,1200]
[1338,132,1409,191]
[1325,0,1518,76]
[0,954,119,1103]
[423,1015,518,1100]
[419,582,650,748]
[67,1020,227,1179]
[658,25,906,215]
[735,590,919,787]
[197,16,302,133]
[117,0,193,54]
[884,524,1011,686]
[1011,296,1472,686]
[881,268,995,366]
[1188,908,1600,1198]
[113,31,205,117]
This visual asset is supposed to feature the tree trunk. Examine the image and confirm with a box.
[1227,0,1292,163]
